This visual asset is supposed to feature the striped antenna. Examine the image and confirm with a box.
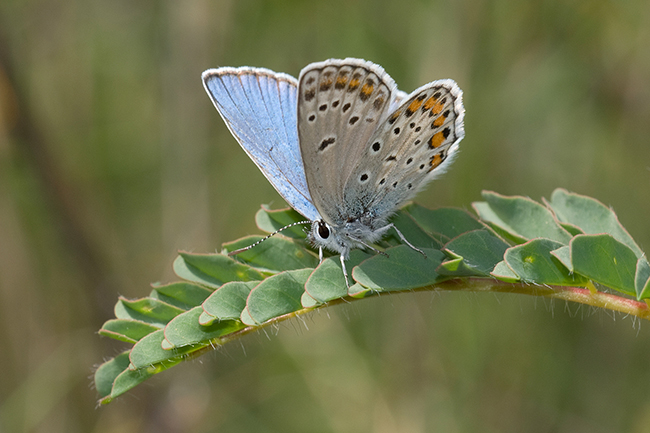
[227,220,312,256]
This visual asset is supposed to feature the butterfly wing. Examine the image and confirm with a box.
[202,67,320,221]
[296,59,399,226]
[343,79,465,219]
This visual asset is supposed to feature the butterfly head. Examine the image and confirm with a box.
[308,220,345,255]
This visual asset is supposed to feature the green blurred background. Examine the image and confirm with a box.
[1,0,650,432]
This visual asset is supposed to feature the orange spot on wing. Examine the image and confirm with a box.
[423,96,438,110]
[428,131,445,148]
[408,98,424,112]
[348,78,361,90]
[336,75,348,88]
[433,114,446,127]
[429,154,443,170]
[361,82,374,97]
[431,101,445,115]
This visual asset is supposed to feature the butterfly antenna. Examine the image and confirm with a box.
[227,220,312,256]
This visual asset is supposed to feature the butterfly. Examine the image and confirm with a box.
[202,58,465,287]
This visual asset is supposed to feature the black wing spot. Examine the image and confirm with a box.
[443,127,451,139]
[407,183,413,189]
[360,173,369,182]
[392,181,398,188]
[304,89,315,102]
[419,164,425,170]
[308,114,316,122]
[406,158,413,165]
[319,137,335,151]
[385,155,397,162]
[319,104,327,111]
[372,141,381,152]
[410,122,416,128]
[393,127,400,135]
[415,126,421,132]
[342,103,351,113]
[379,178,386,185]
[332,100,340,108]
[349,116,359,125]
[414,139,421,145]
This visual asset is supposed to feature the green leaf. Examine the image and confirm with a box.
[108,367,156,403]
[174,252,265,288]
[491,261,520,282]
[255,206,309,239]
[114,297,184,327]
[353,246,446,291]
[129,330,196,370]
[442,229,510,276]
[242,268,312,325]
[304,250,372,303]
[222,236,318,272]
[549,245,572,271]
[383,210,443,249]
[150,282,213,310]
[201,280,259,324]
[300,291,319,308]
[94,351,131,399]
[348,283,374,298]
[164,307,245,348]
[505,238,588,286]
[635,258,650,300]
[546,188,644,258]
[558,222,584,237]
[99,319,160,343]
[239,307,255,326]
[473,191,572,244]
[569,234,638,295]
[406,204,484,243]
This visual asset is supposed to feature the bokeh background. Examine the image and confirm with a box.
[1,0,650,432]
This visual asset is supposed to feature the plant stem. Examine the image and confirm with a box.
[184,278,650,363]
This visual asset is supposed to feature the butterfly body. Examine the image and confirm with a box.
[203,58,465,284]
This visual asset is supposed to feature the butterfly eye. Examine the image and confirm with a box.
[317,221,330,239]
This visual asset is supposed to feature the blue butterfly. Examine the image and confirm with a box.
[203,58,465,286]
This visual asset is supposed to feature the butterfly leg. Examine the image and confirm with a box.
[345,234,389,257]
[319,247,324,263]
[381,223,427,258]
[340,254,351,289]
